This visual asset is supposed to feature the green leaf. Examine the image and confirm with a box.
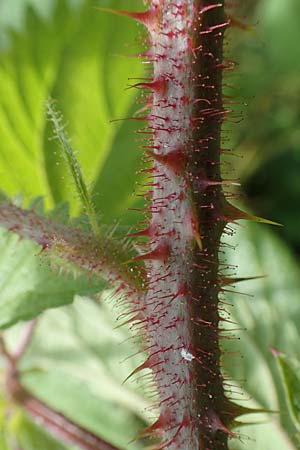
[259,0,300,73]
[223,223,300,449]
[0,434,9,450]
[0,397,10,450]
[0,0,143,222]
[0,0,56,46]
[272,350,300,432]
[0,226,104,329]
[15,410,72,450]
[11,296,152,449]
[226,0,300,191]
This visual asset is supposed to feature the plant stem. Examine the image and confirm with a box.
[128,1,238,448]
[1,331,122,450]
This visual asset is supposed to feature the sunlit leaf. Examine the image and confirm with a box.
[0,0,143,223]
[0,227,104,329]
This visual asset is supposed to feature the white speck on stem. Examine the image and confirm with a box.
[181,348,195,362]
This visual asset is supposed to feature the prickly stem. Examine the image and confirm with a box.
[118,1,239,449]
[0,2,254,449]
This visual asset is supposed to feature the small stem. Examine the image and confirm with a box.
[22,395,122,450]
[0,326,122,450]
[0,336,15,364]
[11,320,37,361]
[0,201,143,290]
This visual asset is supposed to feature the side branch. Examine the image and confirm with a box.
[0,201,143,291]
[0,332,121,450]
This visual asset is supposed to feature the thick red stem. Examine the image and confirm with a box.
[129,1,237,449]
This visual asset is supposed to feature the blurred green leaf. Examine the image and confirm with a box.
[0,434,9,450]
[0,0,58,43]
[8,296,152,449]
[0,0,143,223]
[0,397,10,450]
[0,397,67,450]
[245,148,300,252]
[223,223,300,449]
[225,0,300,254]
[0,227,104,329]
[272,350,300,432]
[227,0,300,168]
[259,0,300,73]
[15,411,72,450]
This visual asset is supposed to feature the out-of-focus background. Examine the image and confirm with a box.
[0,1,299,449]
